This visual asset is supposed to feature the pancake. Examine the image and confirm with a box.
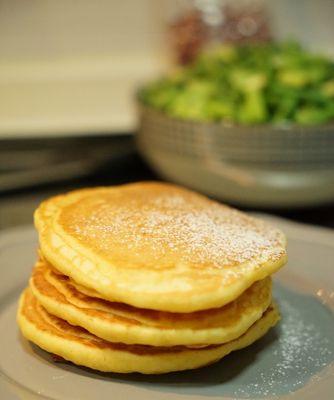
[30,259,272,346]
[35,182,287,312]
[17,288,280,374]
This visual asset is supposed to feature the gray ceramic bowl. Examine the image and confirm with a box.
[137,105,334,208]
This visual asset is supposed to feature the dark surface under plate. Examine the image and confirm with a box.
[0,134,334,230]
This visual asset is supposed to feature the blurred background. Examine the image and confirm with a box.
[1,0,334,230]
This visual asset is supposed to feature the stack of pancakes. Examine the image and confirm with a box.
[17,182,287,374]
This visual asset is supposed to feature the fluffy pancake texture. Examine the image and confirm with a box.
[34,182,287,312]
[30,259,272,346]
[17,182,287,374]
[17,289,280,374]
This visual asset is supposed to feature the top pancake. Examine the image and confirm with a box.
[35,182,287,312]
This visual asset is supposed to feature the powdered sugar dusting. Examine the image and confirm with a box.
[62,185,286,269]
[232,285,334,398]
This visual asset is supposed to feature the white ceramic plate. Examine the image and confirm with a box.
[0,216,333,400]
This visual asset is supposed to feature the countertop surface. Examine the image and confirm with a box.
[1,135,334,231]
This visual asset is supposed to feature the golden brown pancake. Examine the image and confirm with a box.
[30,259,272,346]
[17,288,280,374]
[34,182,287,312]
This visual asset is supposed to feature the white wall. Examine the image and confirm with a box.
[0,1,168,137]
[0,0,333,62]
[0,0,166,60]
[269,0,334,56]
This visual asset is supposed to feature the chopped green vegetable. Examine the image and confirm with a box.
[140,41,334,125]
[230,69,267,92]
[322,80,334,97]
[237,91,268,124]
[295,106,332,125]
